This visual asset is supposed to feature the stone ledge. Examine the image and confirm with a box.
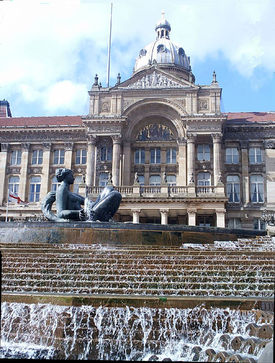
[2,293,274,310]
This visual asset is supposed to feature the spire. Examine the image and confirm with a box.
[155,11,171,39]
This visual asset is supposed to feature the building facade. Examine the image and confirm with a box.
[0,15,275,229]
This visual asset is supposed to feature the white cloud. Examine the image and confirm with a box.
[0,0,274,116]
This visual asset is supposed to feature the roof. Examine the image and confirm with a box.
[0,115,83,127]
[0,112,274,129]
[226,112,275,123]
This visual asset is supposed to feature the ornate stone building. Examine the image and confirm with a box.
[0,15,275,229]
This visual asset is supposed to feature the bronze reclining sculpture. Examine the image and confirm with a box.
[41,168,122,222]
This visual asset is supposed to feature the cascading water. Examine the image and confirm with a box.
[1,302,272,361]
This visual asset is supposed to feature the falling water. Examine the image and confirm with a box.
[1,302,272,361]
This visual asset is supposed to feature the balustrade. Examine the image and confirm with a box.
[86,185,222,198]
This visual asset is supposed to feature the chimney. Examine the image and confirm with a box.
[0,100,12,117]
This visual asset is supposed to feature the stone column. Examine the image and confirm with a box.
[40,143,51,199]
[64,142,73,170]
[132,208,141,223]
[177,138,187,185]
[187,208,196,226]
[212,133,222,186]
[241,141,249,206]
[187,133,196,185]
[19,143,30,201]
[122,142,131,185]
[0,143,9,205]
[112,135,121,187]
[160,208,169,225]
[86,135,97,187]
[216,208,226,228]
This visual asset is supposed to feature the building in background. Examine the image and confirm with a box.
[0,15,274,228]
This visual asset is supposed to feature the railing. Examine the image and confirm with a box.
[86,185,224,198]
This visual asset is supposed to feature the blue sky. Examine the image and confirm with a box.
[0,0,274,117]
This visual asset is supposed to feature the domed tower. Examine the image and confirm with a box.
[134,12,195,83]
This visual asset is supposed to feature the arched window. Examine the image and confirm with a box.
[29,176,41,202]
[8,176,20,200]
[167,175,176,186]
[197,172,211,193]
[51,176,60,192]
[149,175,161,186]
[99,173,109,187]
[226,175,240,203]
[250,175,264,203]
[73,175,83,193]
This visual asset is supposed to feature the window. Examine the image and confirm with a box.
[197,172,211,186]
[226,175,240,203]
[75,149,87,165]
[73,175,83,193]
[149,175,161,186]
[51,176,60,192]
[137,175,145,185]
[53,149,65,165]
[10,150,21,165]
[29,176,41,202]
[197,144,210,161]
[166,148,177,164]
[100,146,112,162]
[32,149,43,165]
[167,174,176,186]
[99,173,109,187]
[8,176,20,201]
[249,147,262,164]
[250,175,264,203]
[226,148,239,164]
[134,148,145,164]
[227,218,241,229]
[150,148,161,164]
[253,218,266,231]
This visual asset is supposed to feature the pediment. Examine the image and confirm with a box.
[116,69,197,90]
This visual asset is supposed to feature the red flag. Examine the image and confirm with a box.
[9,192,27,204]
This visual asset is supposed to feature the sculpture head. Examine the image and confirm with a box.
[55,168,74,184]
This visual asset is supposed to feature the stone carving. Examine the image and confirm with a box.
[137,124,175,141]
[199,99,208,110]
[101,101,110,113]
[41,168,121,222]
[127,71,184,89]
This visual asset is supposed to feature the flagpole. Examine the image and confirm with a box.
[106,2,113,88]
[5,189,9,222]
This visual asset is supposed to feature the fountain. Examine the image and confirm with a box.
[1,170,274,361]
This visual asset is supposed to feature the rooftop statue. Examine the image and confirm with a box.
[41,168,122,222]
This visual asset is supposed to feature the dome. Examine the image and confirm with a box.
[134,13,192,75]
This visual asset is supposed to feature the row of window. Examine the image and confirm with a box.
[226,147,263,164]
[8,175,83,203]
[9,149,88,166]
[8,172,264,203]
[226,174,264,203]
[8,146,264,167]
[135,148,177,164]
[134,146,264,164]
